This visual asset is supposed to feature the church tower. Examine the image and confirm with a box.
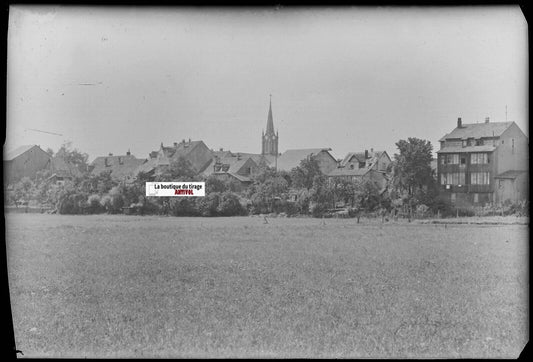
[262,95,279,156]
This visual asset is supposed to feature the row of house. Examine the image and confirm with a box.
[3,101,528,207]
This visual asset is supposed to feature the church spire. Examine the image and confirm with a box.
[266,94,275,135]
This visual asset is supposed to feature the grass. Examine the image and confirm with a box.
[6,214,528,358]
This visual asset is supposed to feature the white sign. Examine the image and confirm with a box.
[145,182,205,197]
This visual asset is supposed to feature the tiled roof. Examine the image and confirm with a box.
[340,152,366,166]
[203,155,257,177]
[135,158,157,175]
[4,145,42,161]
[276,148,331,172]
[91,154,146,179]
[436,145,497,153]
[439,122,513,141]
[494,170,527,179]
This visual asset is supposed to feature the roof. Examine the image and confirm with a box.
[135,158,157,175]
[4,145,46,161]
[204,154,257,177]
[162,140,206,159]
[340,152,366,166]
[327,167,370,177]
[436,145,497,154]
[276,148,332,172]
[91,154,146,179]
[494,170,528,179]
[439,121,513,142]
[340,150,388,167]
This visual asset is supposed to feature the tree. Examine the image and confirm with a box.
[291,157,322,190]
[393,138,434,199]
[248,168,289,214]
[55,141,89,172]
[45,148,54,157]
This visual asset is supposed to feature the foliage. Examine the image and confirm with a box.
[290,157,321,190]
[55,141,89,173]
[248,168,289,214]
[392,138,434,198]
[217,192,245,216]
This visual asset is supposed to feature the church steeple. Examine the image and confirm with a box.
[262,95,279,156]
[266,94,275,135]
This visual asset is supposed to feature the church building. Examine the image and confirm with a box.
[261,96,279,156]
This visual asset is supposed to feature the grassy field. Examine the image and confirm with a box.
[6,214,528,358]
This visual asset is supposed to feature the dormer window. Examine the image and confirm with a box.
[475,139,483,146]
[350,164,354,170]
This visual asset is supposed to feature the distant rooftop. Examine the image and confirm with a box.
[439,121,513,142]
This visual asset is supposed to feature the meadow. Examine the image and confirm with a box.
[6,214,528,358]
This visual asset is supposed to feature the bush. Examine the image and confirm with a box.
[57,190,87,214]
[198,193,221,216]
[217,192,245,216]
[87,194,104,214]
[169,197,200,216]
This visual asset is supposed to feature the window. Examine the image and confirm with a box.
[451,193,456,203]
[473,193,479,203]
[475,139,483,146]
[471,153,488,164]
[350,164,354,169]
[471,172,490,185]
[443,154,459,164]
[460,156,466,165]
[462,140,467,147]
[441,172,465,185]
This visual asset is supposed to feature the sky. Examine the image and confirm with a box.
[6,6,528,162]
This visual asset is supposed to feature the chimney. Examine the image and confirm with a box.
[126,149,131,156]
[370,148,374,154]
[365,149,368,159]
[457,117,462,128]
[188,138,191,143]
[108,153,113,156]
[220,147,223,152]
[485,117,490,123]
[182,139,185,144]
[173,142,178,147]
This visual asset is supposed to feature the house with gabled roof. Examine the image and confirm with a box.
[437,117,528,206]
[275,148,337,174]
[3,145,52,184]
[46,155,86,184]
[145,139,213,177]
[90,151,146,182]
[328,149,392,192]
[202,152,260,190]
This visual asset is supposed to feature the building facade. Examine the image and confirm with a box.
[4,145,52,185]
[437,117,528,206]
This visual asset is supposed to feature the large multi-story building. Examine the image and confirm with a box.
[437,117,528,206]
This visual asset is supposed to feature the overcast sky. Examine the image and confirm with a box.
[6,6,528,162]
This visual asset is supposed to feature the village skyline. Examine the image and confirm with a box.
[6,6,528,162]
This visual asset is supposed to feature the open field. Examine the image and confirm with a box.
[6,214,528,358]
